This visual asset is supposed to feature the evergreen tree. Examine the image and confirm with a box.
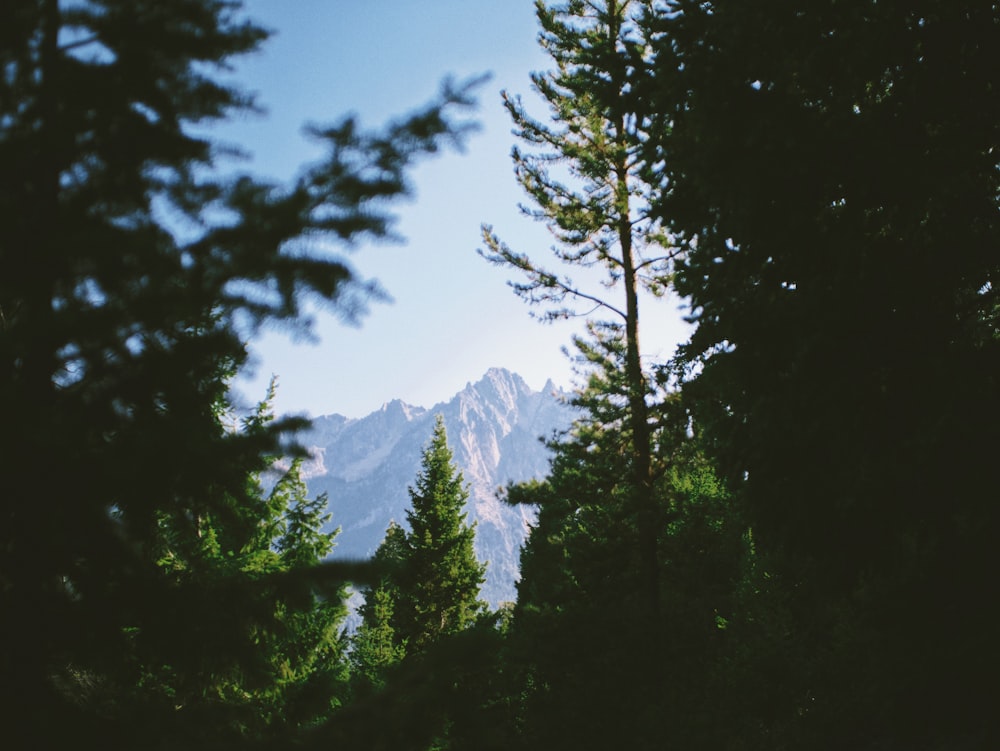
[503,330,739,751]
[111,389,351,744]
[643,2,1000,748]
[398,416,486,653]
[349,584,406,692]
[350,521,407,692]
[341,427,489,750]
[264,459,350,733]
[479,0,673,620]
[0,1,477,746]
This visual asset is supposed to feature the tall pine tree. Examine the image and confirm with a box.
[398,416,486,653]
[502,328,738,751]
[342,422,489,749]
[0,1,477,746]
[643,2,1000,748]
[479,0,673,621]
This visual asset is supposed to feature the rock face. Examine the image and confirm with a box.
[299,368,574,606]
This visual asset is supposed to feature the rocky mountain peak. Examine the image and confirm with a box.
[300,368,575,605]
[378,398,423,422]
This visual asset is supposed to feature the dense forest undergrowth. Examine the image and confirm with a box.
[2,1,997,749]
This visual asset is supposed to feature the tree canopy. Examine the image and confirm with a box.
[0,1,476,746]
[643,1,1000,747]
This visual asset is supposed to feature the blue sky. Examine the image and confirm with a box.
[223,0,690,418]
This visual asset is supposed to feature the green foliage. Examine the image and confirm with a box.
[349,522,408,692]
[349,583,406,692]
[277,466,336,570]
[399,416,487,653]
[479,0,675,622]
[107,389,352,743]
[497,322,742,749]
[0,1,477,746]
[642,1,1000,747]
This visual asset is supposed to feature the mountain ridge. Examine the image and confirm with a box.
[300,367,575,605]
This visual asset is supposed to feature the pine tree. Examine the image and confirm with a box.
[643,2,1000,748]
[266,458,350,732]
[350,584,405,691]
[479,0,673,621]
[350,522,407,692]
[503,332,739,751]
[123,390,352,743]
[0,1,477,746]
[398,416,486,653]
[343,428,488,748]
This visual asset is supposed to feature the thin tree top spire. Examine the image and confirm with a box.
[479,0,669,625]
[480,0,674,326]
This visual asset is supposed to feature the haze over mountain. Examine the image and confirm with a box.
[294,368,575,605]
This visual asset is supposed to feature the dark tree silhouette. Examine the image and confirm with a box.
[0,1,477,746]
[645,2,1000,747]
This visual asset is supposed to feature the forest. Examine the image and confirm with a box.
[1,1,997,749]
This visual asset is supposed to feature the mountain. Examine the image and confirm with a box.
[296,368,575,606]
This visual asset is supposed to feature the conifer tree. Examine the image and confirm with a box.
[398,416,486,653]
[350,521,408,691]
[350,585,405,691]
[121,390,351,744]
[344,427,487,747]
[642,2,1000,747]
[479,0,673,621]
[503,330,739,751]
[0,1,477,745]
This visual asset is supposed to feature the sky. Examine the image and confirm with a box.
[223,0,691,419]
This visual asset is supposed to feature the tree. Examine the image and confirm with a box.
[479,0,674,621]
[644,2,1000,747]
[501,330,740,751]
[397,416,487,653]
[341,425,489,750]
[0,1,477,746]
[69,386,354,745]
[262,458,351,733]
[350,521,408,692]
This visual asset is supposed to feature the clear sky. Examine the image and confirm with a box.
[223,0,691,419]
